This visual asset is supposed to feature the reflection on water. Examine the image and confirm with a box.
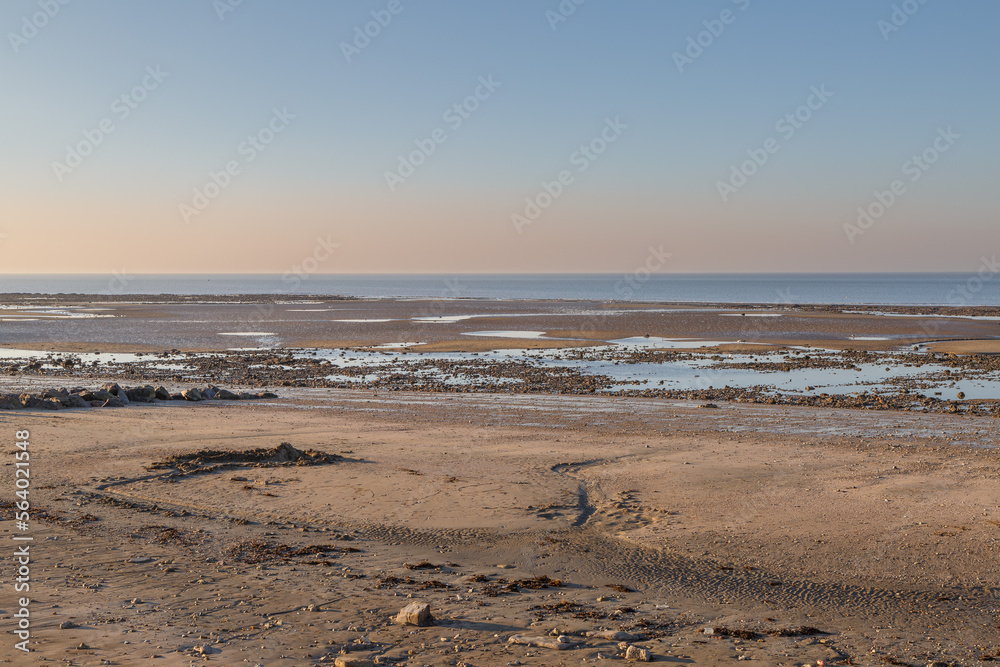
[333,319,397,323]
[608,336,770,349]
[1,336,998,403]
[293,342,1000,403]
[463,331,548,339]
[0,306,115,320]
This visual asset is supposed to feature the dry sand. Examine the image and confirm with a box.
[2,391,999,665]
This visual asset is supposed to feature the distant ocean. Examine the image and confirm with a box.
[1,274,999,307]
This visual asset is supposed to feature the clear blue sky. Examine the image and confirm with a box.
[1,1,997,273]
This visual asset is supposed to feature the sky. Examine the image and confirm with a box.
[1,0,997,274]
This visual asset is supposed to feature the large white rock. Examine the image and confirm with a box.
[394,602,433,626]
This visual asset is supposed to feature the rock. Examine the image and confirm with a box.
[259,391,279,398]
[508,634,577,650]
[239,392,257,400]
[103,383,125,397]
[64,395,90,408]
[193,645,219,655]
[21,394,58,409]
[271,442,310,462]
[154,386,172,400]
[59,621,77,629]
[202,386,218,399]
[92,389,114,401]
[102,397,127,408]
[76,642,90,649]
[131,598,142,604]
[181,388,204,402]
[125,385,156,402]
[625,645,650,661]
[334,657,374,667]
[215,388,240,400]
[394,602,433,626]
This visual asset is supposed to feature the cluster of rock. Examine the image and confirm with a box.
[0,383,278,411]
[388,602,651,661]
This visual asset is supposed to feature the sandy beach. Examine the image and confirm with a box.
[3,386,1000,665]
[1,297,999,664]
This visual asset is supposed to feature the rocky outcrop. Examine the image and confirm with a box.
[0,385,276,411]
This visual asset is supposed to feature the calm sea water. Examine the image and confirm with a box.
[1,274,999,307]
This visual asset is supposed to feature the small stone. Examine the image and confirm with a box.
[625,645,650,661]
[587,630,641,641]
[60,621,77,629]
[334,657,374,667]
[131,598,142,604]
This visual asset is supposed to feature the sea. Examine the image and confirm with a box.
[1,273,999,307]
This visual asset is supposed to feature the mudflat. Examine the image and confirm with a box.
[2,297,1000,353]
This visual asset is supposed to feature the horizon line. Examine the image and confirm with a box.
[0,271,989,277]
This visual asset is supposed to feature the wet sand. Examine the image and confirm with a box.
[2,391,999,665]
